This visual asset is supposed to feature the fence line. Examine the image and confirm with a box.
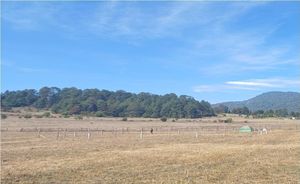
[2,124,299,135]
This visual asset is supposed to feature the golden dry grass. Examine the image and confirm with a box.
[1,116,300,183]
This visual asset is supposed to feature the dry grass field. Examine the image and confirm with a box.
[1,115,300,183]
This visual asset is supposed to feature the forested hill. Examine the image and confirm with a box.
[215,91,300,112]
[1,87,215,118]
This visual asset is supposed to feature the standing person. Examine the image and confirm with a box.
[150,128,153,134]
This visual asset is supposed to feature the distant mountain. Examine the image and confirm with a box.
[215,91,300,112]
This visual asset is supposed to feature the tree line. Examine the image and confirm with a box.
[213,104,300,118]
[1,87,215,118]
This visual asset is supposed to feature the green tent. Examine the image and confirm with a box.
[239,126,254,133]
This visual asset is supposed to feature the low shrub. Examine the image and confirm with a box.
[224,118,233,123]
[35,115,43,118]
[24,114,32,119]
[75,115,83,120]
[1,114,7,119]
[160,117,167,122]
[95,112,104,117]
[43,112,51,118]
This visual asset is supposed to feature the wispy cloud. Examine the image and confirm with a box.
[1,61,51,73]
[226,81,277,87]
[178,3,299,74]
[193,85,224,93]
[2,2,203,39]
[195,24,299,74]
[17,67,49,73]
[193,84,258,93]
[84,2,208,40]
[194,78,300,92]
[3,2,299,76]
[2,2,60,30]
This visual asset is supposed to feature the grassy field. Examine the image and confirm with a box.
[1,116,300,183]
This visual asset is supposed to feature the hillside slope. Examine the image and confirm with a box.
[215,91,300,112]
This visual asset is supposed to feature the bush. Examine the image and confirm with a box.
[75,115,83,120]
[160,117,167,122]
[43,112,51,118]
[224,118,233,123]
[172,119,176,122]
[95,112,104,117]
[24,114,32,119]
[122,117,128,121]
[1,114,7,119]
[34,115,43,118]
[63,114,70,118]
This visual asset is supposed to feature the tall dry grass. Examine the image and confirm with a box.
[1,117,299,183]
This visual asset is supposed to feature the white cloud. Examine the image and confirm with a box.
[226,81,277,87]
[194,78,300,93]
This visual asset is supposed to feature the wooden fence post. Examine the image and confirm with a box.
[56,129,60,140]
[88,128,91,140]
[63,128,67,138]
[140,129,143,139]
[114,128,117,137]
[38,128,40,138]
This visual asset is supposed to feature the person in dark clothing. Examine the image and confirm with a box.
[150,128,153,134]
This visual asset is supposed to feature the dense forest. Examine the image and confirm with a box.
[1,87,215,118]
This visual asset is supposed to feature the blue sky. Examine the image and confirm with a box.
[2,1,300,103]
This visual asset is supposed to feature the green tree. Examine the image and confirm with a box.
[213,105,230,114]
[1,87,216,118]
